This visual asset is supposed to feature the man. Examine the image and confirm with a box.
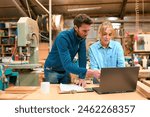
[89,21,125,83]
[44,14,100,87]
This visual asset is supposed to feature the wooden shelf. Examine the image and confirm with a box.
[133,51,150,53]
[114,36,124,39]
[3,53,12,54]
[0,22,17,57]
[0,36,9,38]
[10,26,17,29]
[0,28,8,30]
[0,44,15,46]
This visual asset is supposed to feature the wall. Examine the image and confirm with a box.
[124,16,150,33]
[39,42,49,61]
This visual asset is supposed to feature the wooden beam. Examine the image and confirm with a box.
[94,20,150,24]
[119,0,128,19]
[0,17,19,21]
[63,13,150,19]
[52,1,150,6]
[52,2,122,6]
[63,13,119,19]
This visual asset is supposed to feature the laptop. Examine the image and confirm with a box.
[93,67,139,94]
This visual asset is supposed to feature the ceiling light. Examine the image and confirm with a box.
[107,17,118,21]
[68,6,101,12]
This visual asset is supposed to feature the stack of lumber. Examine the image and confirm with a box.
[137,80,150,99]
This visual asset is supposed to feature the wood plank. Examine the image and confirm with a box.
[5,86,39,94]
[139,69,150,78]
[136,88,147,98]
[23,84,146,100]
[141,79,150,87]
[0,93,27,100]
[137,81,150,99]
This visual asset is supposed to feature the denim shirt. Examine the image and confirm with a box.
[89,40,125,70]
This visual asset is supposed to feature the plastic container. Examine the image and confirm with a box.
[142,56,147,69]
[134,55,139,66]
[15,54,19,61]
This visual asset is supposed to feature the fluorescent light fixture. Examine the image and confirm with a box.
[68,6,101,12]
[107,17,118,21]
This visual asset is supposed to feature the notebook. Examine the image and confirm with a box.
[93,67,139,94]
[59,83,87,94]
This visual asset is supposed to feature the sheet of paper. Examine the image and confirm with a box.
[60,83,86,92]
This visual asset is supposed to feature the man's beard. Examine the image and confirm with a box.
[76,31,86,39]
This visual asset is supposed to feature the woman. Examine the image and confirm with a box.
[89,21,125,83]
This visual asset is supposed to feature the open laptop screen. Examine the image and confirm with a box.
[93,67,139,94]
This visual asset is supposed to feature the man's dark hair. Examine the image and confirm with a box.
[73,14,93,28]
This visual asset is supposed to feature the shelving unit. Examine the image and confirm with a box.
[133,51,150,54]
[113,28,125,52]
[133,34,150,66]
[0,22,17,57]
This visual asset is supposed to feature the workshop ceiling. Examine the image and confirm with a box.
[0,0,150,21]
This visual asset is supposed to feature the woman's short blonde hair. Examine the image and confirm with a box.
[97,21,115,39]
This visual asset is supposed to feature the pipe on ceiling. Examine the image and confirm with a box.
[94,20,150,23]
[12,0,28,17]
[33,0,49,14]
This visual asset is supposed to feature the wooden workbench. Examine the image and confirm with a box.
[139,69,150,78]
[23,84,146,100]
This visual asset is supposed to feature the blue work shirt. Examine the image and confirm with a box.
[44,28,87,79]
[89,40,125,70]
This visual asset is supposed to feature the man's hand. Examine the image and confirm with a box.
[76,78,86,87]
[93,70,101,79]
